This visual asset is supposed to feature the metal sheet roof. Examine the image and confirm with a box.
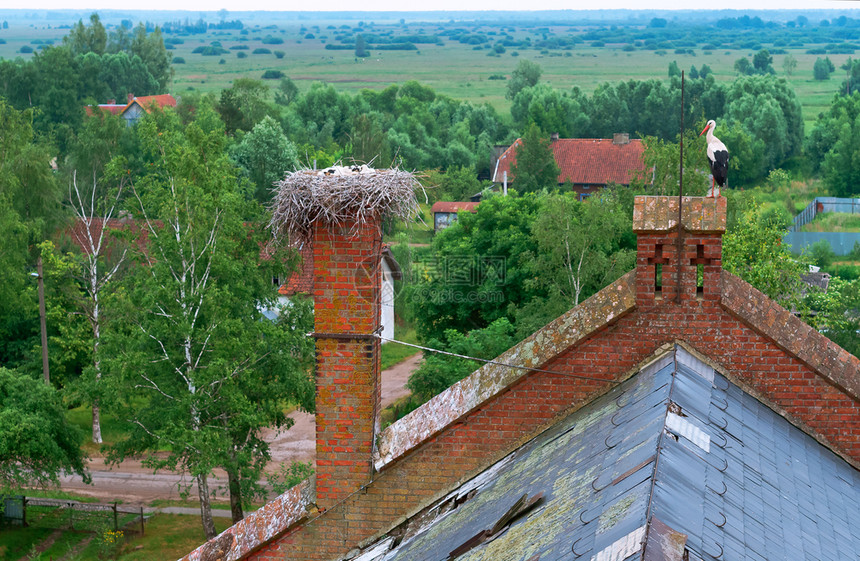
[349,346,860,561]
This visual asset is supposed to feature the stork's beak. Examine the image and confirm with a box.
[698,124,710,137]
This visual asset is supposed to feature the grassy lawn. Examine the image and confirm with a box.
[380,326,419,370]
[0,526,55,560]
[0,514,232,561]
[801,212,860,232]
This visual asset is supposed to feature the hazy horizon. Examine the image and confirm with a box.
[2,2,857,14]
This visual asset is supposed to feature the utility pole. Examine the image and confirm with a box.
[35,256,50,385]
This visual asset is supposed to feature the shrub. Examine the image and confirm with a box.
[237,51,247,58]
[219,58,226,64]
[262,35,284,45]
[262,69,284,79]
[253,48,271,54]
[230,44,249,50]
[173,57,186,64]
[488,73,506,80]
[810,239,837,268]
[19,45,33,53]
[274,50,285,59]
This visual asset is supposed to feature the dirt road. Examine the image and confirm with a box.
[57,353,422,504]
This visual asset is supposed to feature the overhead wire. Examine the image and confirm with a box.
[374,334,619,385]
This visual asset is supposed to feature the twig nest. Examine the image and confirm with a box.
[269,166,421,243]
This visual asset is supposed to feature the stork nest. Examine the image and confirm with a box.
[269,165,421,243]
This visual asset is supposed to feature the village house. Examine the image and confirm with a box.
[181,189,860,561]
[84,93,177,125]
[493,133,646,199]
[430,201,480,232]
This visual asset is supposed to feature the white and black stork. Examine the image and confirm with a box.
[698,119,729,198]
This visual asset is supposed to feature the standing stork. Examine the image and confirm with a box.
[698,119,729,198]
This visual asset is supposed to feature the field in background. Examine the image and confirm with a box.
[0,17,849,132]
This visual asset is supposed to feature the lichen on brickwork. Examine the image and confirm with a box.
[178,481,312,561]
[373,271,637,470]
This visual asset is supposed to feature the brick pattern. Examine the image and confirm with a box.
[312,218,382,510]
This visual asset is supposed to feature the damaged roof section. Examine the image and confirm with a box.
[349,346,860,561]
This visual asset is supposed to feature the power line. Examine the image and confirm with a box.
[375,334,619,385]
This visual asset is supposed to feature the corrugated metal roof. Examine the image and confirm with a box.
[349,346,860,561]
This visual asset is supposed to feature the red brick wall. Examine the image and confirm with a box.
[249,278,860,560]
[246,198,858,560]
[312,218,382,510]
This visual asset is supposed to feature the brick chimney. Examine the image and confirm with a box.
[127,93,135,103]
[632,196,725,307]
[312,217,382,510]
[613,133,630,145]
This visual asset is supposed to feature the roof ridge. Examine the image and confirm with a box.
[720,270,860,402]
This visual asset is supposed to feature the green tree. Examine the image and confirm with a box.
[529,191,635,307]
[406,318,518,403]
[0,367,89,493]
[105,104,314,534]
[409,193,543,342]
[511,123,559,193]
[699,64,712,79]
[814,57,835,80]
[752,49,774,74]
[805,277,860,358]
[723,202,807,309]
[668,60,681,78]
[130,24,172,92]
[355,34,368,58]
[506,59,542,100]
[349,112,390,165]
[782,54,797,77]
[734,57,752,76]
[63,13,107,56]
[231,115,299,203]
[274,76,299,106]
[840,57,860,96]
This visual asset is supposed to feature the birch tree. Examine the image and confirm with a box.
[530,191,635,307]
[68,171,127,443]
[104,103,314,536]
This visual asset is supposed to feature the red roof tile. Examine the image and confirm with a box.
[431,201,480,214]
[493,138,646,186]
[278,243,314,296]
[131,94,178,113]
[85,94,177,118]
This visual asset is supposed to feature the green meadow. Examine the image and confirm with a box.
[0,18,850,132]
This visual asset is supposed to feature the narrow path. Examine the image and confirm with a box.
[56,535,93,561]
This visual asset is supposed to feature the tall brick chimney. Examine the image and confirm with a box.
[632,196,725,307]
[312,218,382,510]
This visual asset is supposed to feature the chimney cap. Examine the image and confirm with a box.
[550,132,559,142]
[613,133,630,145]
[632,196,726,234]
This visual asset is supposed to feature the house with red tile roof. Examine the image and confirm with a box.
[430,201,480,231]
[180,194,860,561]
[493,133,646,199]
[85,93,177,125]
